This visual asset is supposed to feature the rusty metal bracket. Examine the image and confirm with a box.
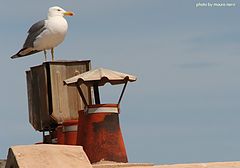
[77,85,88,107]
[118,81,128,105]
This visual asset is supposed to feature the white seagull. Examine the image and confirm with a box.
[11,6,74,61]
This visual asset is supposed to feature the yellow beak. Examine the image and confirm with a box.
[64,11,74,16]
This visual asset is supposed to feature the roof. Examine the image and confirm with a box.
[64,68,137,86]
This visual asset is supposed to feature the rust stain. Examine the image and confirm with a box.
[92,114,119,133]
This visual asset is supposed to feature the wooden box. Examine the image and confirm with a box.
[26,60,92,131]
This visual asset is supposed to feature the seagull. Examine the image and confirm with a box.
[11,6,74,61]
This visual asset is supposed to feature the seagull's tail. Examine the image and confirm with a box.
[11,54,20,59]
[11,48,41,59]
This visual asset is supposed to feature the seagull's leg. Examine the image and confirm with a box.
[44,50,47,61]
[51,48,54,61]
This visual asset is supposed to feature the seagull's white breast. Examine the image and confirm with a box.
[34,16,68,50]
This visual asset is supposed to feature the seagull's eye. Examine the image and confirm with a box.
[57,9,61,11]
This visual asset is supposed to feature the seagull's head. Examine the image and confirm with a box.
[48,6,74,18]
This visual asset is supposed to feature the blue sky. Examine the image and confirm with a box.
[1,0,240,164]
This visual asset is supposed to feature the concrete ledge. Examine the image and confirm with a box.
[3,145,240,168]
[154,161,240,168]
[0,160,6,168]
[93,161,154,168]
[5,144,92,168]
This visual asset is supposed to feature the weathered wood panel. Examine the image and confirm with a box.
[26,60,91,131]
[26,71,33,128]
[27,64,52,130]
[49,61,91,122]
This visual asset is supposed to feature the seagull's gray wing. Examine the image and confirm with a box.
[23,20,47,48]
[11,20,47,59]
